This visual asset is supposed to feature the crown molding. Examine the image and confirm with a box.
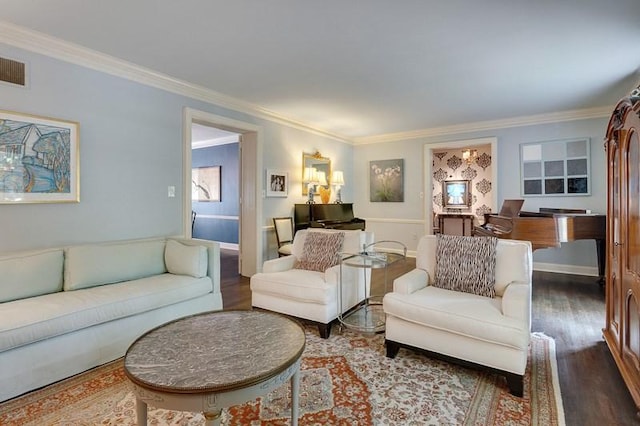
[352,105,614,145]
[0,21,615,147]
[0,21,353,144]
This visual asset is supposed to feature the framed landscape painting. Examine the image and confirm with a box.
[0,110,79,204]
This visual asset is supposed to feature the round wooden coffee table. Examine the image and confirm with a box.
[124,310,306,426]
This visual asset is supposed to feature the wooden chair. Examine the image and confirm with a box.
[273,217,294,257]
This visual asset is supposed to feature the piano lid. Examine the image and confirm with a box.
[498,199,524,217]
[312,203,356,222]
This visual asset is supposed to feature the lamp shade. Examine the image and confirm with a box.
[316,171,327,186]
[303,167,317,183]
[331,170,344,186]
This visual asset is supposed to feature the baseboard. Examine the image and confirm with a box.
[532,261,599,277]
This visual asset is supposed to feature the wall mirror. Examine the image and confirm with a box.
[443,179,471,209]
[302,151,331,196]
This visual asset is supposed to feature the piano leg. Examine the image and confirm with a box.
[596,238,606,286]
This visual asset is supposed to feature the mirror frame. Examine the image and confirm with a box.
[442,179,471,209]
[302,152,331,196]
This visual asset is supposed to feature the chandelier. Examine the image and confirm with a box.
[462,149,478,165]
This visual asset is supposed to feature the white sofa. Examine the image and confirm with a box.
[251,229,374,338]
[383,235,532,396]
[0,237,223,402]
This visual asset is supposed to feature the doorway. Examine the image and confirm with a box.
[191,123,241,250]
[183,108,263,277]
[423,137,499,234]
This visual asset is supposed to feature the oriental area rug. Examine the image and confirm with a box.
[0,327,565,425]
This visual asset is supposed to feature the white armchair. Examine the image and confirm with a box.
[382,234,532,396]
[251,228,374,338]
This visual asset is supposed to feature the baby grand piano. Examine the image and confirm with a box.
[294,203,366,232]
[474,204,606,283]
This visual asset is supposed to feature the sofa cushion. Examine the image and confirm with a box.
[294,231,344,272]
[164,240,207,278]
[292,229,363,259]
[434,234,498,298]
[383,286,528,350]
[0,273,213,353]
[64,239,167,291]
[0,249,64,302]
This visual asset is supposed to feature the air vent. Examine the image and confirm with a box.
[0,57,26,86]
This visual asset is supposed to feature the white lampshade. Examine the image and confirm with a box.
[303,167,317,183]
[331,170,344,186]
[316,171,327,185]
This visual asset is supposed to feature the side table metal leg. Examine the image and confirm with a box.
[291,368,300,426]
[204,409,222,426]
[136,398,147,426]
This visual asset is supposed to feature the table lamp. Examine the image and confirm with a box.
[332,170,345,203]
[303,167,318,204]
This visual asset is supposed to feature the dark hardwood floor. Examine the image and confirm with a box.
[220,249,639,425]
[532,271,639,425]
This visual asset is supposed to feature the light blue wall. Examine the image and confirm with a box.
[0,42,612,272]
[192,143,239,244]
[0,43,352,254]
[353,117,609,271]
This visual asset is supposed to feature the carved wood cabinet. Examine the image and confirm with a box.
[603,85,640,409]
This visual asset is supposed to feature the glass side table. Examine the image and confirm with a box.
[338,240,407,333]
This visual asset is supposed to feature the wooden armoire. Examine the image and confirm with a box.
[603,84,640,409]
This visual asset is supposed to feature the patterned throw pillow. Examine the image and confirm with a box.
[434,234,498,298]
[294,231,345,272]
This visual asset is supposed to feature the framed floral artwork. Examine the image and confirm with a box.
[370,159,404,202]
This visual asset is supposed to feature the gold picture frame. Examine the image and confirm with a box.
[302,151,331,196]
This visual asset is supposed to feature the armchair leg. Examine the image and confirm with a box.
[505,372,524,397]
[318,323,332,339]
[385,340,400,358]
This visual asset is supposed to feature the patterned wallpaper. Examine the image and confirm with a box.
[432,146,493,224]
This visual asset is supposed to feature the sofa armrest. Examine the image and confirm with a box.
[324,263,361,286]
[325,264,340,284]
[501,282,531,327]
[393,269,429,294]
[170,238,220,294]
[263,255,298,273]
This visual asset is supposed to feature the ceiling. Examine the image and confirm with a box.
[191,123,239,145]
[1,1,639,143]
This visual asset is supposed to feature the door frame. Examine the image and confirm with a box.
[183,107,263,277]
[423,137,498,234]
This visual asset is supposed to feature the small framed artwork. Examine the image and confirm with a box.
[0,109,79,203]
[266,169,288,197]
[443,180,471,209]
[192,166,221,202]
[370,159,404,202]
